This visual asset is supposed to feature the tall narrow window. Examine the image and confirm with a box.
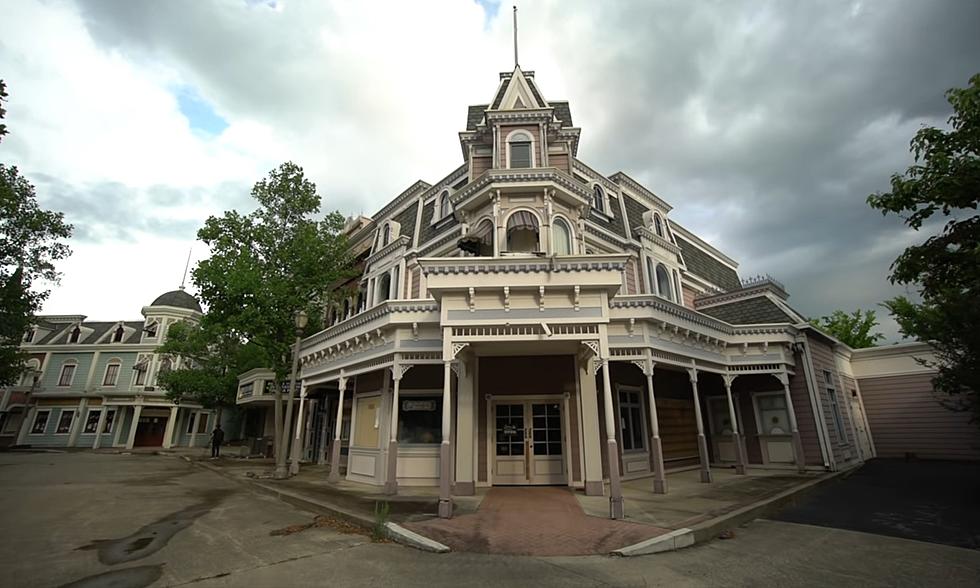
[508,132,532,168]
[381,224,390,247]
[439,191,452,218]
[472,219,495,256]
[56,411,74,434]
[134,359,148,386]
[593,185,605,213]
[31,410,50,434]
[103,363,120,387]
[377,273,392,303]
[618,390,645,451]
[654,213,664,238]
[58,364,76,387]
[23,329,35,343]
[83,410,102,434]
[824,370,848,443]
[656,264,673,301]
[506,211,539,253]
[552,217,573,255]
[68,326,81,344]
[112,325,125,343]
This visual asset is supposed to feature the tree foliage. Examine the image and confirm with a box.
[808,309,884,349]
[867,73,980,422]
[0,80,73,386]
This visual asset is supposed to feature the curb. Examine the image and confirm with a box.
[179,456,450,552]
[385,523,450,553]
[614,466,856,556]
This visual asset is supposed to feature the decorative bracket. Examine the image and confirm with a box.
[468,288,476,312]
[412,322,419,340]
[627,318,635,337]
[573,286,580,311]
[722,373,735,389]
[503,286,510,312]
[582,340,601,358]
[451,342,469,360]
[776,371,790,388]
[538,286,545,312]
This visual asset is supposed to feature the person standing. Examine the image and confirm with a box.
[210,424,224,459]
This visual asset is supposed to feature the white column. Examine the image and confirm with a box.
[723,374,747,475]
[289,384,308,475]
[454,359,475,496]
[92,403,109,449]
[778,372,807,472]
[189,411,201,448]
[600,359,625,519]
[126,404,143,449]
[688,367,712,483]
[643,358,667,494]
[67,397,88,448]
[384,365,402,495]
[437,360,454,518]
[579,356,604,496]
[328,376,347,482]
[162,406,179,449]
[112,408,126,447]
[16,406,37,446]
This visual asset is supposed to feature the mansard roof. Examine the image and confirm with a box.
[32,319,146,345]
[698,296,796,325]
[675,236,741,291]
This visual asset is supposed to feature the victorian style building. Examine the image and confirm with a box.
[0,289,218,450]
[265,65,875,520]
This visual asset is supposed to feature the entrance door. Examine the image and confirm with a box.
[134,416,168,447]
[493,399,565,485]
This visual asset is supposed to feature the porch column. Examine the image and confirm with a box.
[91,403,109,449]
[578,356,604,496]
[687,367,712,483]
[328,375,348,483]
[454,359,475,496]
[643,358,667,494]
[112,408,126,447]
[289,384,308,475]
[189,411,202,448]
[125,404,143,449]
[723,375,747,475]
[384,365,402,495]
[16,406,37,446]
[317,399,330,465]
[438,360,454,518]
[67,397,88,447]
[162,406,179,449]
[733,393,749,467]
[600,359,625,519]
[778,372,807,473]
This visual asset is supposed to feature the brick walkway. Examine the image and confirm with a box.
[405,487,669,555]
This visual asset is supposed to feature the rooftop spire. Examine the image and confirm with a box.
[180,246,192,291]
[513,5,519,69]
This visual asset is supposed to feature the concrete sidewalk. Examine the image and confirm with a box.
[179,454,836,555]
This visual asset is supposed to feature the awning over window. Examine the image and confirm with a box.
[506,211,539,235]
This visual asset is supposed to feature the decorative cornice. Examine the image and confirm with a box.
[371,180,431,223]
[452,167,592,206]
[365,235,410,266]
[417,254,629,276]
[485,109,554,122]
[421,164,469,202]
[609,171,673,213]
[570,159,619,193]
[635,226,681,254]
[300,300,439,351]
[612,295,735,335]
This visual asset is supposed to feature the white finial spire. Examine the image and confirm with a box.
[180,247,192,290]
[513,5,519,69]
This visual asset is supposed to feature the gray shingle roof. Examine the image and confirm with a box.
[623,194,648,233]
[699,296,795,325]
[551,101,573,128]
[392,201,419,246]
[491,78,511,109]
[676,237,741,291]
[466,105,487,130]
[589,194,628,238]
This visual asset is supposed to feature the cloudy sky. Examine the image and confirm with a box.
[2,0,978,340]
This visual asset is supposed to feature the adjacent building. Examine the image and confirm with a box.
[0,289,217,450]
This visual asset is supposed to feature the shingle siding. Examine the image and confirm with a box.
[623,195,648,233]
[392,201,419,247]
[699,296,793,325]
[676,237,741,291]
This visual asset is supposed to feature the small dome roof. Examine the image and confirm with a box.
[150,289,203,313]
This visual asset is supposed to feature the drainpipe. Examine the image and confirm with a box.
[796,335,835,471]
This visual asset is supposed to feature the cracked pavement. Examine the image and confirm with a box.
[0,452,977,587]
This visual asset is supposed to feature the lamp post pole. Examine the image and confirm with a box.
[276,310,308,479]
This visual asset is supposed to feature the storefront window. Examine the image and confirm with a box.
[618,390,645,451]
[398,396,442,444]
[83,410,102,433]
[757,394,789,435]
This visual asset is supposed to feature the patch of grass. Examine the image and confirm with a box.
[372,500,391,542]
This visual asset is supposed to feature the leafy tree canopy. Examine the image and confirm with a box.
[0,80,73,386]
[808,309,885,349]
[867,73,980,422]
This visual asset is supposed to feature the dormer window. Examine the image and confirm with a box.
[438,191,452,219]
[654,213,664,238]
[507,131,532,168]
[144,322,158,339]
[592,185,605,214]
[68,326,81,344]
[23,329,35,343]
[112,325,125,343]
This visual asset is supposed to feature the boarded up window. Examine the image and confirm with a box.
[353,396,380,448]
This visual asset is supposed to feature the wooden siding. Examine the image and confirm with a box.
[807,335,859,464]
[858,372,980,461]
[471,155,491,179]
[549,153,569,173]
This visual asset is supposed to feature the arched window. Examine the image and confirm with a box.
[552,217,573,255]
[656,264,673,301]
[377,273,392,303]
[653,213,664,238]
[20,360,40,386]
[472,219,495,256]
[439,191,451,218]
[381,224,391,247]
[592,185,605,213]
[68,326,81,344]
[508,132,532,168]
[506,211,539,253]
[112,325,125,343]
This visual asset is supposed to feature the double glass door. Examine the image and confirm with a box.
[493,400,565,485]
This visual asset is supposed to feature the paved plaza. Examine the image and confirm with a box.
[0,451,977,587]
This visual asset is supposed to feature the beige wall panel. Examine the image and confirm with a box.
[682,285,698,309]
[858,372,980,460]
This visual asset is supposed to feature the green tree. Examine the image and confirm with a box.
[868,73,980,423]
[191,161,350,466]
[808,309,884,349]
[0,80,73,386]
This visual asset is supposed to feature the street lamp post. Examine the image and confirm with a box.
[275,310,308,479]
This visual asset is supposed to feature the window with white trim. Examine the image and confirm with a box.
[472,219,495,256]
[58,363,76,387]
[656,263,674,301]
[438,190,452,219]
[824,370,848,443]
[377,273,392,303]
[23,329,35,343]
[592,185,605,213]
[186,413,197,434]
[31,410,50,434]
[55,410,74,434]
[755,393,790,435]
[68,326,81,344]
[83,409,102,434]
[133,357,149,386]
[112,325,125,343]
[618,389,646,451]
[508,131,532,168]
[103,363,120,387]
[20,360,40,386]
[653,213,664,238]
[144,322,158,339]
[398,395,442,444]
[506,211,539,253]
[552,217,573,255]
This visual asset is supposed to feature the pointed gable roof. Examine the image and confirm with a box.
[491,67,548,111]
